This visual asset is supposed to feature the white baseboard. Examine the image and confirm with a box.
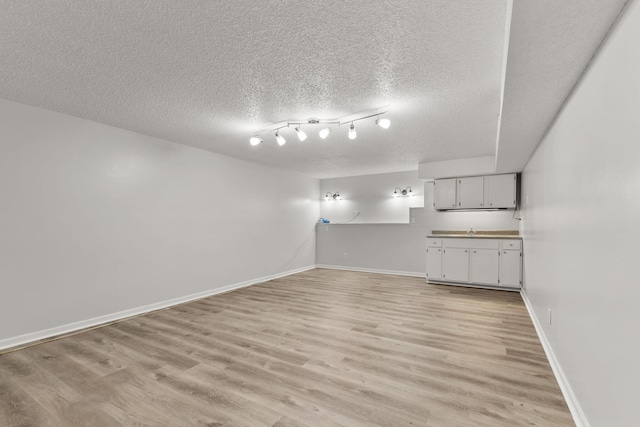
[0,265,315,352]
[316,264,425,278]
[520,290,589,427]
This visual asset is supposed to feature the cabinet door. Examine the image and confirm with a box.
[442,248,469,282]
[433,179,457,209]
[470,249,499,285]
[499,250,522,288]
[426,248,442,281]
[457,176,484,208]
[484,174,517,208]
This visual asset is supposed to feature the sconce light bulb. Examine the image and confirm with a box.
[249,136,262,146]
[275,131,286,146]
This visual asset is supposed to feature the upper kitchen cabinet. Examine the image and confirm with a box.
[433,173,518,210]
[433,178,457,209]
[457,176,484,208]
[484,174,517,208]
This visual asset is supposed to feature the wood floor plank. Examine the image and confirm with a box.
[0,268,574,426]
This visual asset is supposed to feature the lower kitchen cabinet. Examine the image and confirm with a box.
[426,247,442,280]
[426,237,522,289]
[442,248,469,282]
[470,249,499,285]
[499,249,522,287]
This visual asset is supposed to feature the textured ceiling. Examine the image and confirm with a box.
[0,1,629,179]
[0,0,509,178]
[496,0,628,173]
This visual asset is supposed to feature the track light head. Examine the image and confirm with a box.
[376,118,391,129]
[319,127,331,139]
[275,131,286,146]
[348,123,356,140]
[249,136,262,146]
[294,126,307,141]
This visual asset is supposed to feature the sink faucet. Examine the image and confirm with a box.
[467,227,475,235]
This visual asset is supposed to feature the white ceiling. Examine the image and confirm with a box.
[0,1,628,179]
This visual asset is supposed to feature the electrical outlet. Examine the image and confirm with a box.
[548,308,552,325]
[344,253,348,259]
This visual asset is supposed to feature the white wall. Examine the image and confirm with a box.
[317,171,426,275]
[316,169,521,275]
[320,171,424,224]
[316,208,427,276]
[0,99,319,349]
[519,2,639,426]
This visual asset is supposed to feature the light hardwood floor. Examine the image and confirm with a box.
[0,269,574,426]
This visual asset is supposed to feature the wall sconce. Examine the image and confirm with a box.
[324,191,341,201]
[393,187,413,197]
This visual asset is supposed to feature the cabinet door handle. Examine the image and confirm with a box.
[473,250,476,253]
[464,250,468,253]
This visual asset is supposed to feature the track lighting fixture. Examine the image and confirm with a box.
[376,118,391,129]
[393,186,413,197]
[249,108,390,146]
[294,126,307,141]
[324,191,341,201]
[348,123,356,140]
[319,127,331,139]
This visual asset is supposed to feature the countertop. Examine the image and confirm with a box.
[428,234,521,240]
[428,230,521,240]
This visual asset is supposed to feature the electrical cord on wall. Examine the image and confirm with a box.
[333,210,361,224]
[512,202,522,220]
[272,224,317,276]
[274,210,361,276]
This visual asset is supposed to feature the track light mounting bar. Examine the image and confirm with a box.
[249,107,390,146]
